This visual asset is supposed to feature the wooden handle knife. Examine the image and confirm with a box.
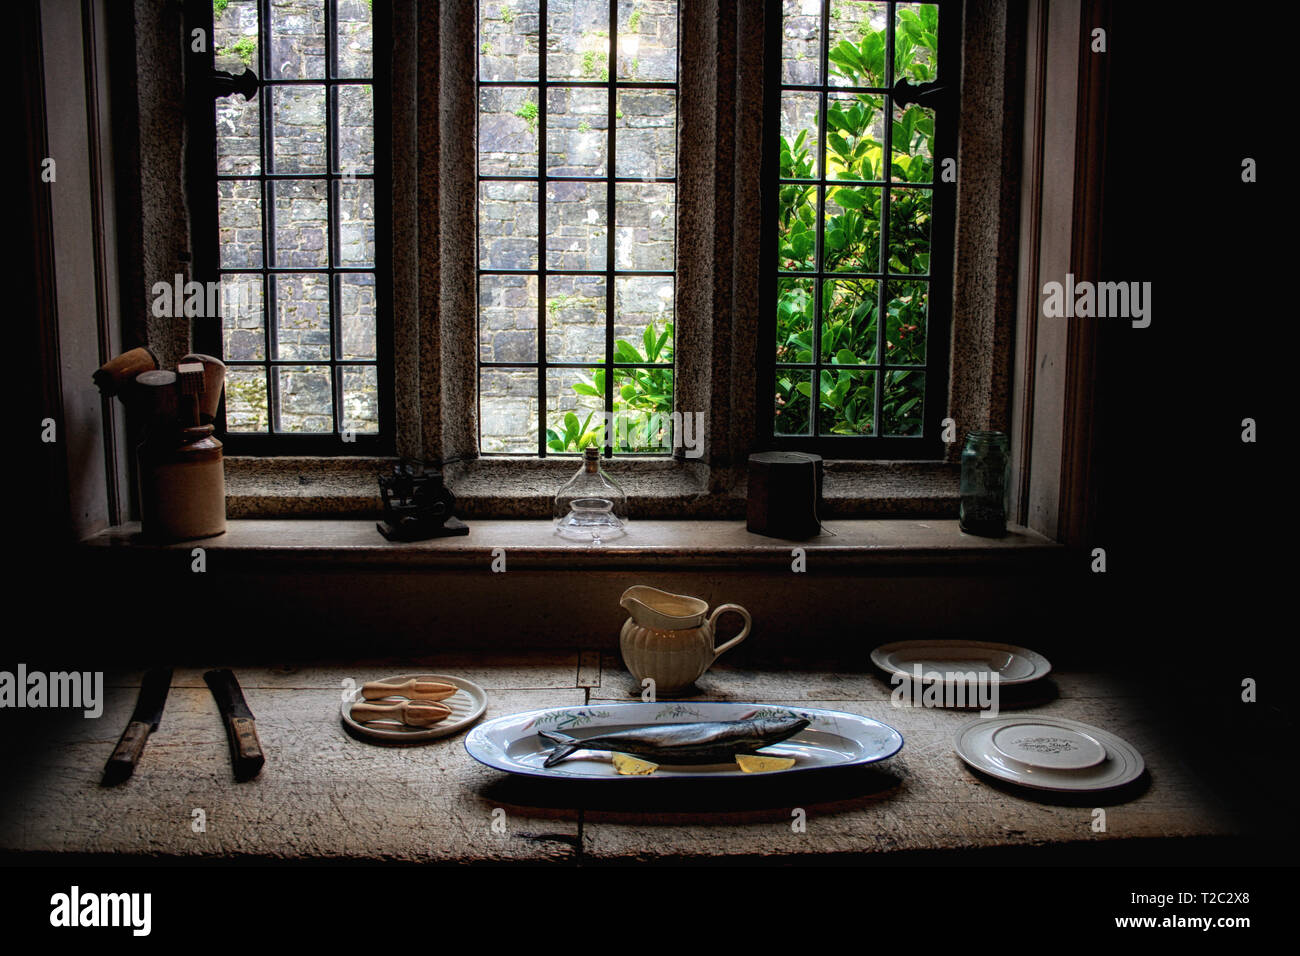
[102,667,172,786]
[204,669,265,781]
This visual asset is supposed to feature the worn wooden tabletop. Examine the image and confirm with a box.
[0,656,1237,864]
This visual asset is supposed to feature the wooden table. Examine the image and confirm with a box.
[0,656,1239,864]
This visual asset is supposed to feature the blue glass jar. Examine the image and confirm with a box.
[959,431,1010,537]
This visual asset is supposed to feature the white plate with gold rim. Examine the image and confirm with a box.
[341,673,488,742]
[954,715,1144,791]
[871,640,1051,687]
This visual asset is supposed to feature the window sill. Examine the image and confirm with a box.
[81,517,1060,572]
[223,456,963,519]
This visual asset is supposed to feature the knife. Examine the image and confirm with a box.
[102,667,172,786]
[203,668,265,781]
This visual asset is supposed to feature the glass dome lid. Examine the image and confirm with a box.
[553,447,628,543]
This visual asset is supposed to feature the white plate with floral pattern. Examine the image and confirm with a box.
[954,715,1144,791]
[464,702,904,780]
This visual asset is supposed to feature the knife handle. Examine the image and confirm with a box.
[103,720,152,785]
[225,715,265,781]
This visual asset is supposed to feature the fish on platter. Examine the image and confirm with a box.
[537,716,810,768]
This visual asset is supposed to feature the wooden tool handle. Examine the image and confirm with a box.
[361,679,457,701]
[226,716,265,781]
[102,720,152,785]
[351,701,406,721]
[135,369,178,426]
[351,700,452,727]
[181,353,227,422]
[93,347,158,397]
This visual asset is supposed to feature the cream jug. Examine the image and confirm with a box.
[618,586,752,696]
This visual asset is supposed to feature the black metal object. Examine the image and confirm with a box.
[187,0,394,456]
[377,461,469,541]
[475,1,679,458]
[758,0,960,460]
[891,75,949,111]
[211,67,259,101]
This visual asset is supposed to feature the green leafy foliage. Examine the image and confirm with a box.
[547,409,604,452]
[775,5,937,439]
[514,99,538,132]
[547,321,674,454]
[217,35,257,67]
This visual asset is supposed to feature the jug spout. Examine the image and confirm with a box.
[619,585,709,630]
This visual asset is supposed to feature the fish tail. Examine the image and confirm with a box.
[539,730,582,768]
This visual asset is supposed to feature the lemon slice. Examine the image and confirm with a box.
[611,753,659,775]
[735,755,796,773]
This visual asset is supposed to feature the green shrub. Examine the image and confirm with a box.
[547,321,674,454]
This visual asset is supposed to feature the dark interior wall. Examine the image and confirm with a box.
[1093,2,1281,671]
[23,0,183,547]
[61,553,1077,666]
[29,0,130,543]
[1092,0,1289,819]
[22,0,69,550]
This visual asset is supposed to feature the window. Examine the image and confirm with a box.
[193,0,393,455]
[476,0,679,457]
[762,0,957,459]
[181,0,1020,521]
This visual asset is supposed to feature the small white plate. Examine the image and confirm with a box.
[955,715,1144,791]
[341,673,488,742]
[991,721,1106,770]
[870,640,1052,687]
[464,702,904,780]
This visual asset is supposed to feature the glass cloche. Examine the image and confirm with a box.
[553,446,629,543]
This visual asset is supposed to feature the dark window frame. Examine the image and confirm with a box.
[186,0,395,456]
[758,0,961,460]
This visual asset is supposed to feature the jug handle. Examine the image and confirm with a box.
[709,604,752,661]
